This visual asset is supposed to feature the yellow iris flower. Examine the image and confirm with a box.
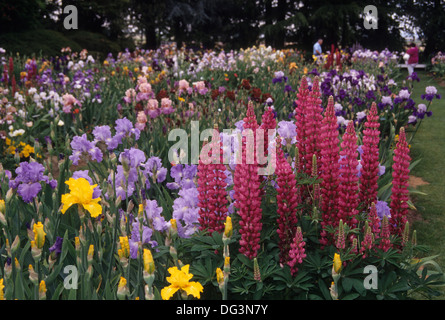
[32,221,46,249]
[143,248,155,274]
[61,178,102,218]
[161,265,203,300]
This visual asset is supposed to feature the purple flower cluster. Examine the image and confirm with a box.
[71,117,141,165]
[172,187,200,238]
[70,134,103,165]
[107,149,168,200]
[9,161,57,203]
[272,71,288,84]
[164,162,201,238]
[421,86,441,102]
[166,164,197,190]
[129,199,169,258]
[277,120,297,146]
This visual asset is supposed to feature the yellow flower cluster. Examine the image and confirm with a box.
[4,138,35,158]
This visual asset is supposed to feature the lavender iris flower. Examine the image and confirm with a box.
[9,161,57,203]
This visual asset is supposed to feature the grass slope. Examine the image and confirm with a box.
[407,70,445,288]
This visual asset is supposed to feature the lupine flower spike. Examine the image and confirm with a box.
[359,102,381,211]
[275,137,299,265]
[390,127,411,238]
[197,124,228,234]
[234,102,263,259]
[319,96,341,247]
[338,121,359,229]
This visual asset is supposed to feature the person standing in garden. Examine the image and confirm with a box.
[406,42,419,76]
[313,39,323,57]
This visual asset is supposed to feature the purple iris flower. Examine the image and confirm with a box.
[69,134,103,165]
[49,236,64,256]
[9,161,57,203]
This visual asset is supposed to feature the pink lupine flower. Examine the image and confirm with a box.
[234,102,262,259]
[319,96,341,247]
[304,76,323,174]
[275,137,299,265]
[259,106,277,159]
[378,215,391,252]
[359,102,380,211]
[294,76,311,174]
[359,224,374,259]
[367,202,381,237]
[389,127,411,238]
[197,127,228,234]
[335,219,346,250]
[287,227,306,275]
[338,121,360,229]
[294,76,323,176]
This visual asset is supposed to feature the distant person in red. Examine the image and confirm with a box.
[406,43,419,76]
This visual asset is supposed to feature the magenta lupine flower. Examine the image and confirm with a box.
[359,102,381,211]
[9,161,57,203]
[69,134,103,165]
[234,102,263,259]
[389,127,411,238]
[287,227,306,275]
[359,225,374,259]
[335,220,346,250]
[197,128,228,234]
[378,215,391,252]
[294,76,311,173]
[319,96,341,247]
[275,137,299,265]
[367,202,381,237]
[260,106,277,158]
[295,76,323,176]
[305,77,323,173]
[338,121,360,229]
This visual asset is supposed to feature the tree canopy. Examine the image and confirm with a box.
[1,0,444,56]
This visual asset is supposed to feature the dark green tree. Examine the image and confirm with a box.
[401,0,445,58]
[0,0,46,32]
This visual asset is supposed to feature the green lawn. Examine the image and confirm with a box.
[404,70,445,296]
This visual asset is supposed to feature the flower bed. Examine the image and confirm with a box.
[0,45,443,300]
